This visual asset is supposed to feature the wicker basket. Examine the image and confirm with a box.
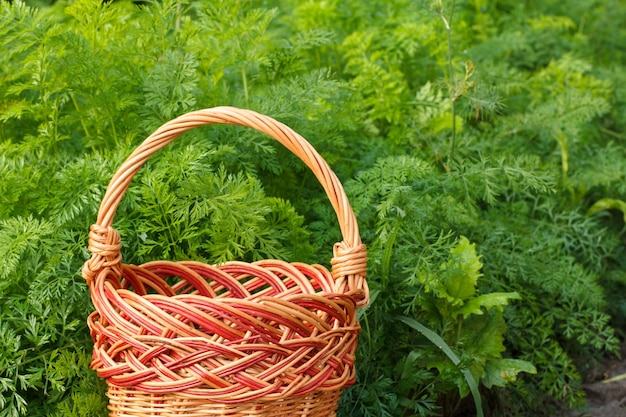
[82,107,368,416]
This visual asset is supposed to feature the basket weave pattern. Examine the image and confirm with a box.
[83,107,368,416]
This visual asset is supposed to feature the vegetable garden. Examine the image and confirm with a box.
[1,0,625,416]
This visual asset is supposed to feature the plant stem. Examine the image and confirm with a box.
[600,126,626,140]
[381,227,398,290]
[71,94,90,138]
[109,113,119,148]
[448,88,457,171]
[175,0,182,31]
[441,0,457,171]
[0,344,79,374]
[242,66,250,108]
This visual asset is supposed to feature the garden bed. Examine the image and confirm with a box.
[1,1,625,416]
[572,342,626,417]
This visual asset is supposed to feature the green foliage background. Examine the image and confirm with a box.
[1,0,625,416]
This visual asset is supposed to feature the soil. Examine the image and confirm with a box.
[563,342,626,417]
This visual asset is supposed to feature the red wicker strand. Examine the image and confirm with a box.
[83,107,368,416]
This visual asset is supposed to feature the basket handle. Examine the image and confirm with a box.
[82,106,368,306]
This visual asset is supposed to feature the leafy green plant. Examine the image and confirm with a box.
[1,0,625,416]
[338,155,543,416]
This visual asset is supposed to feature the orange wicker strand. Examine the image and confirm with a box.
[83,107,368,416]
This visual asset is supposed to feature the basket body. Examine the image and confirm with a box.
[83,107,368,416]
[105,388,342,416]
[88,261,359,416]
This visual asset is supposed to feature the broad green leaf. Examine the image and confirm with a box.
[430,112,464,134]
[587,198,626,222]
[441,236,483,303]
[461,311,507,364]
[482,358,537,388]
[455,292,522,318]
